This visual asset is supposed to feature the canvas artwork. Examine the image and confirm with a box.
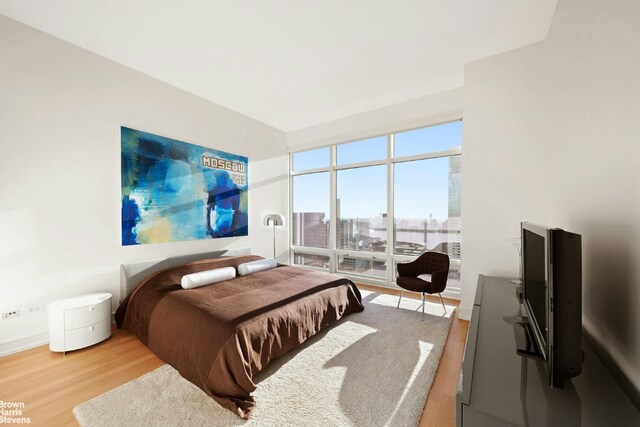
[121,127,248,245]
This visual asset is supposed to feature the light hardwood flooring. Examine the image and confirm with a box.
[0,284,468,427]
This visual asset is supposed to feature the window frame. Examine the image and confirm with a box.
[291,171,331,249]
[289,118,462,299]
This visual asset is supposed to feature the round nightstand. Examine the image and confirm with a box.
[48,293,112,353]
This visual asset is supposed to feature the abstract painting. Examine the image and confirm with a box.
[121,127,248,245]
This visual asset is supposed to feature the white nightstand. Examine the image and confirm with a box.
[48,293,112,353]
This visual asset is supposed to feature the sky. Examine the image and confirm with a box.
[293,121,462,221]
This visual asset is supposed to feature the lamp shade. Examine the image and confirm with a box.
[263,214,284,227]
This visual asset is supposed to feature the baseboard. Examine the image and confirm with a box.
[457,305,473,321]
[583,317,640,411]
[0,313,117,358]
[0,332,49,358]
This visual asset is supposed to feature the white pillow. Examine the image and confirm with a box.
[238,258,277,276]
[181,267,236,289]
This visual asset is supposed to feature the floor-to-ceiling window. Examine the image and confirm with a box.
[291,147,331,268]
[290,120,462,294]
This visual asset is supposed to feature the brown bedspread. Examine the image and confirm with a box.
[115,255,363,419]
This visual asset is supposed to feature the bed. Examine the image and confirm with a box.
[115,249,363,419]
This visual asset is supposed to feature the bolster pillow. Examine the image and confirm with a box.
[238,258,277,276]
[181,267,236,289]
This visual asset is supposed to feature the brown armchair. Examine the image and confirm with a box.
[396,251,450,319]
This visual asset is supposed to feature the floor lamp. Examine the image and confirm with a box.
[263,214,284,259]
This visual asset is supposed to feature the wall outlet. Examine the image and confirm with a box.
[2,309,20,320]
[27,304,45,315]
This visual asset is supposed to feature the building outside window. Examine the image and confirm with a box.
[290,120,462,294]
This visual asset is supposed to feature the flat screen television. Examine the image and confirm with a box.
[521,222,583,388]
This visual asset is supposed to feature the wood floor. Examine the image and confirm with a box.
[0,284,468,427]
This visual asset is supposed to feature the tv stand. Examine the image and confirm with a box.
[513,316,545,360]
[456,275,640,426]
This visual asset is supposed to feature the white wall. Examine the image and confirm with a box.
[459,41,556,319]
[0,16,288,355]
[462,0,640,402]
[287,88,462,150]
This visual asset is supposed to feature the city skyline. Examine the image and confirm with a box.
[293,121,461,220]
[293,157,461,221]
[292,120,462,287]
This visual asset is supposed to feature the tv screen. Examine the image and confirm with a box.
[520,222,583,388]
[523,229,547,347]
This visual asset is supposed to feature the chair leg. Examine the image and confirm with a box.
[439,293,447,314]
[397,289,404,309]
[422,293,425,321]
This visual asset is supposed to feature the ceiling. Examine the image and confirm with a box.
[0,1,557,131]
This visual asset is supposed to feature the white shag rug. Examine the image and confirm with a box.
[73,291,454,427]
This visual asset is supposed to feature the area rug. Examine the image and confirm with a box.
[73,291,454,427]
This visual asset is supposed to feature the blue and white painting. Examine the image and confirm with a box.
[121,127,248,245]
